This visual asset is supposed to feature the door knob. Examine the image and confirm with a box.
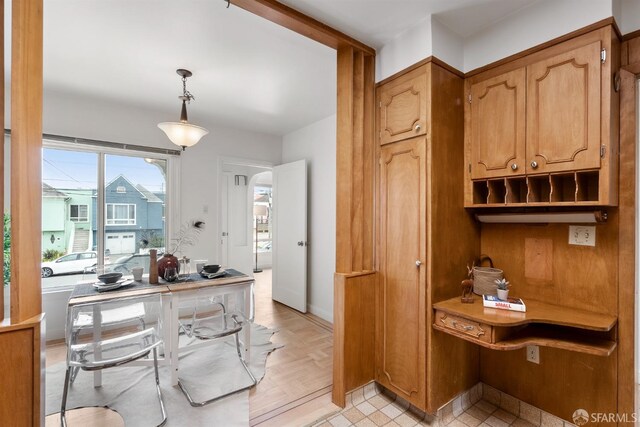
[530,161,538,169]
[416,260,422,267]
[297,241,304,246]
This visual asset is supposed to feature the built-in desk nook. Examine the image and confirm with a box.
[433,296,617,356]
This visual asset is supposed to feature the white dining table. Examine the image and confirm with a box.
[67,269,254,387]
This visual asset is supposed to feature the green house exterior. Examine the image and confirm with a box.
[42,184,94,256]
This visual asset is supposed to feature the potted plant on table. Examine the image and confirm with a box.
[495,278,510,300]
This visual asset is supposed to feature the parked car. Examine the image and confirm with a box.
[41,252,97,278]
[109,253,163,274]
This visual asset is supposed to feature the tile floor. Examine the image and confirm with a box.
[311,383,577,427]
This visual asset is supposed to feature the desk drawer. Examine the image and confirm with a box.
[435,311,492,343]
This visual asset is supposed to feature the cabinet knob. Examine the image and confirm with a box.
[297,241,304,246]
[530,161,538,169]
[511,163,518,171]
[415,260,422,267]
[414,123,421,132]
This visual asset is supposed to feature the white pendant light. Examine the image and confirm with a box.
[158,69,209,151]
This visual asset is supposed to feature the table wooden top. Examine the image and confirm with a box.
[68,269,253,306]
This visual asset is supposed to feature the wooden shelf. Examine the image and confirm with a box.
[467,170,611,207]
[433,296,617,356]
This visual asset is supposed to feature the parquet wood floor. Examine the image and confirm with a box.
[249,270,334,423]
[44,269,337,426]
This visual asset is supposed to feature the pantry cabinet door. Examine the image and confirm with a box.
[376,136,427,407]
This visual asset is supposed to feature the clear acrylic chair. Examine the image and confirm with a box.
[177,293,257,407]
[61,294,167,427]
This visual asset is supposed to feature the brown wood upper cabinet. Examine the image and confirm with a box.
[465,26,618,206]
[470,68,526,179]
[526,40,602,174]
[378,68,428,145]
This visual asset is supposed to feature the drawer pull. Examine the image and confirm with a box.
[452,320,473,331]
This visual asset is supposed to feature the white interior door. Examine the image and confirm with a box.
[220,173,229,267]
[272,160,307,312]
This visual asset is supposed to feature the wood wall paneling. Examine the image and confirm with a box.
[10,0,43,323]
[332,272,376,406]
[481,221,619,315]
[480,346,617,423]
[617,68,637,419]
[426,63,480,412]
[0,315,44,426]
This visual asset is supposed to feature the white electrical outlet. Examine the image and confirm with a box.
[569,225,596,246]
[526,345,540,364]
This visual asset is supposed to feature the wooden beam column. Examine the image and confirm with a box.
[336,45,374,273]
[10,0,43,323]
[333,45,376,406]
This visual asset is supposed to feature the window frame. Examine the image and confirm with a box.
[69,204,89,222]
[106,203,137,226]
[41,140,180,293]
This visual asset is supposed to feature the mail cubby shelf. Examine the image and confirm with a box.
[466,170,610,207]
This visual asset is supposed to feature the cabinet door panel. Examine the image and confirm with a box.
[527,40,601,173]
[470,68,526,179]
[379,68,428,145]
[377,137,426,406]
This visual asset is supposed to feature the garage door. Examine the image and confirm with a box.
[106,233,136,256]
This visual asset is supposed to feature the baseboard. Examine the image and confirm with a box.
[308,304,332,323]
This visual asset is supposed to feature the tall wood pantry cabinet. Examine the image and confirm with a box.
[375,60,480,413]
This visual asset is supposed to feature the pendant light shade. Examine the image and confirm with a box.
[157,121,209,149]
[158,69,209,151]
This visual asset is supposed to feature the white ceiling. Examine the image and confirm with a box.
[7,0,542,137]
[277,0,540,46]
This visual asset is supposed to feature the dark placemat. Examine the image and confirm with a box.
[70,269,248,299]
[70,280,162,300]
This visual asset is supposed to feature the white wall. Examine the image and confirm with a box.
[463,0,613,71]
[282,114,336,322]
[376,16,432,82]
[375,0,640,81]
[619,0,640,35]
[431,17,464,73]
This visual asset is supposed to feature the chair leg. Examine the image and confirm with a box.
[153,347,168,427]
[60,366,72,427]
[178,330,257,408]
[234,330,257,385]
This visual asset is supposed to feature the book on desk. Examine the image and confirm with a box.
[482,295,527,312]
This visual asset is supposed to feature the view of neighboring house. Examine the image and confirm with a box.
[42,175,165,259]
[92,175,165,257]
[42,183,69,253]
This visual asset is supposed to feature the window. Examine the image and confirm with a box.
[70,204,88,222]
[42,144,170,291]
[106,204,136,225]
